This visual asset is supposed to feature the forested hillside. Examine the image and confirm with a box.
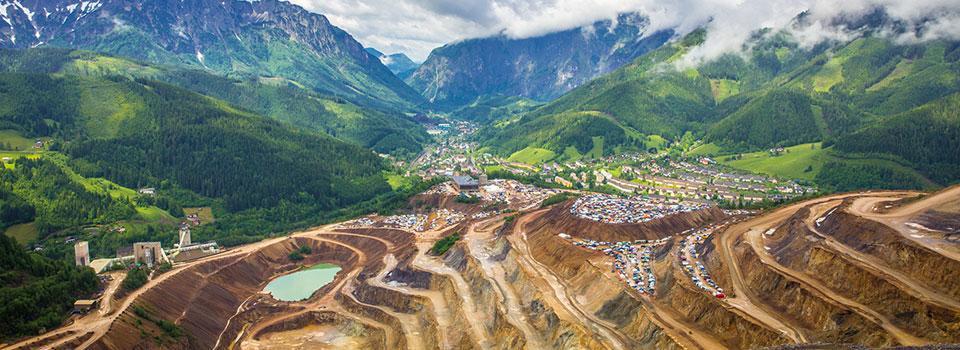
[0,73,389,213]
[479,29,960,188]
[0,234,99,340]
[834,92,960,185]
[0,157,134,234]
[0,49,429,156]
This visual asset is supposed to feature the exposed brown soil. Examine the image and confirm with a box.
[531,201,728,242]
[14,186,960,350]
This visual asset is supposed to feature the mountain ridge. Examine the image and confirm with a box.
[406,13,673,110]
[0,0,424,110]
[478,30,960,189]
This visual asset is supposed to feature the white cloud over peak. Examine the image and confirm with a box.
[287,0,960,64]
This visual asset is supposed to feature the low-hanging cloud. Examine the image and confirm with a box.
[287,0,960,63]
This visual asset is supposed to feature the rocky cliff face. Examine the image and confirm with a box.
[406,13,673,110]
[0,0,423,110]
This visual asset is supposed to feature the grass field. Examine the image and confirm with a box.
[4,222,39,244]
[709,79,741,103]
[588,136,604,158]
[482,165,504,174]
[0,130,37,151]
[721,143,827,180]
[867,59,914,92]
[75,79,145,139]
[40,153,142,199]
[0,152,42,169]
[644,135,668,150]
[687,143,723,157]
[182,207,215,225]
[385,173,414,190]
[87,178,138,199]
[508,147,556,165]
[562,146,582,161]
[136,206,177,223]
[606,166,623,178]
[812,56,846,92]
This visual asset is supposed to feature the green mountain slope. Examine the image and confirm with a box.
[0,72,390,213]
[0,0,425,111]
[0,234,99,340]
[478,31,723,156]
[0,49,428,156]
[1,156,136,234]
[479,31,960,188]
[834,92,960,184]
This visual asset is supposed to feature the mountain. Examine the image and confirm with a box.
[479,29,960,188]
[0,72,390,214]
[406,13,673,110]
[0,48,429,155]
[366,47,419,78]
[0,0,424,110]
[833,92,960,185]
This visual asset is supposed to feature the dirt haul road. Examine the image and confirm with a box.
[847,186,960,261]
[507,210,633,350]
[13,187,960,350]
[716,190,943,347]
[509,210,727,350]
[805,200,960,312]
[3,232,293,350]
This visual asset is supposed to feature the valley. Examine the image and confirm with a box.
[0,0,958,348]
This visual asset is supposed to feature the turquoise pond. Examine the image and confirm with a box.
[263,263,342,301]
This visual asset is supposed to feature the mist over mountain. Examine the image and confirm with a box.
[366,47,419,79]
[406,13,673,110]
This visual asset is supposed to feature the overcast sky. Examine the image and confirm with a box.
[288,0,960,63]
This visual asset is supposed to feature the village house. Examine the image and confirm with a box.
[554,176,573,188]
[186,214,201,226]
[137,187,156,196]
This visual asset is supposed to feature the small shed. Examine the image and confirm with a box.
[74,299,98,313]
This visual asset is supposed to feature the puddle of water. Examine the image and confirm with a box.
[264,263,341,301]
[245,324,369,350]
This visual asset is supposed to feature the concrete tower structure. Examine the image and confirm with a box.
[74,241,90,267]
[178,224,192,247]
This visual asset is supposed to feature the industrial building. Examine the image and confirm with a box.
[453,175,480,192]
[73,299,98,314]
[134,242,167,267]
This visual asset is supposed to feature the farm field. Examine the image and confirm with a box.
[0,130,37,150]
[508,146,556,165]
[720,143,827,180]
[4,222,38,244]
[136,206,177,223]
[182,207,215,224]
[0,152,41,169]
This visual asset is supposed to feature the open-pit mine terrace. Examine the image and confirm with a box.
[7,186,960,349]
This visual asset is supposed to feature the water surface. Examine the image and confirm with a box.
[264,263,341,301]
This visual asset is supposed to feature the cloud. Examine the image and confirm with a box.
[286,0,960,63]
